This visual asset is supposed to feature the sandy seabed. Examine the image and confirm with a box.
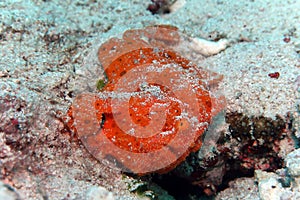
[0,0,299,199]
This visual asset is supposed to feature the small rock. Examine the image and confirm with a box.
[86,186,115,200]
[190,37,228,56]
[257,177,283,200]
[215,177,259,200]
[255,170,293,200]
[0,181,21,200]
[255,170,278,181]
[255,156,300,200]
[285,149,300,177]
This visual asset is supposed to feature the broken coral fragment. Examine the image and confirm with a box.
[67,25,226,174]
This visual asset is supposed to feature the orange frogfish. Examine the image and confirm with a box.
[66,25,226,174]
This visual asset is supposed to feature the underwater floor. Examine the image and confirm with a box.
[0,0,299,199]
